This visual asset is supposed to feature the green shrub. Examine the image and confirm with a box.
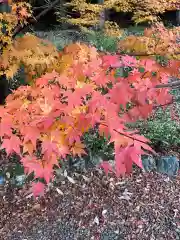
[134,90,180,151]
[85,31,118,52]
[63,129,114,171]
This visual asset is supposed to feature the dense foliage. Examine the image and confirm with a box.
[61,0,180,27]
[0,0,179,197]
[118,24,180,60]
[0,41,174,196]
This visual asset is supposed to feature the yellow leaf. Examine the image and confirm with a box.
[71,142,86,157]
[5,64,19,79]
[23,141,34,155]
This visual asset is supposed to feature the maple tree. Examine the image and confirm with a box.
[61,0,180,28]
[0,0,32,51]
[118,23,180,60]
[0,34,59,79]
[0,0,62,81]
[0,1,179,198]
[0,0,33,104]
[0,42,175,196]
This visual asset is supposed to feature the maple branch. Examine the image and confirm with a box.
[100,123,148,145]
[32,4,50,10]
[139,70,180,89]
[151,100,174,118]
[120,52,180,57]
[12,0,60,38]
[155,80,180,89]
[154,101,173,109]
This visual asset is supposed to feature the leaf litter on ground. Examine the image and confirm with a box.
[0,167,180,240]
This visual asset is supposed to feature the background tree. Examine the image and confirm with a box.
[0,0,12,104]
[59,0,180,28]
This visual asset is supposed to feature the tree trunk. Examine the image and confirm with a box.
[97,0,105,30]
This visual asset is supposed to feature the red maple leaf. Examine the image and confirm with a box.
[0,117,13,137]
[21,126,40,147]
[128,146,143,169]
[21,156,43,176]
[121,55,138,67]
[99,161,113,175]
[115,148,127,177]
[91,70,110,87]
[108,82,134,108]
[31,182,45,197]
[1,135,21,155]
[36,71,59,87]
[41,140,59,159]
[101,54,120,68]
[21,156,54,183]
[140,59,156,72]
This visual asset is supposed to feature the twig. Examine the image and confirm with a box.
[154,101,174,109]
[100,123,148,145]
[120,52,180,57]
[32,5,50,10]
[155,80,180,89]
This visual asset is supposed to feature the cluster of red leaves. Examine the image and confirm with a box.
[0,43,173,196]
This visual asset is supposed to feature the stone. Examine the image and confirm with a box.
[156,156,179,176]
[142,155,157,172]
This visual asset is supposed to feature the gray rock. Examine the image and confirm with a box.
[142,155,157,172]
[156,156,179,176]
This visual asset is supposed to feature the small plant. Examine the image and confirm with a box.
[137,116,180,151]
[85,30,118,52]
[132,91,180,151]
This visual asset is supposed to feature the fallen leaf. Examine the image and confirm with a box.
[119,195,131,201]
[82,175,90,182]
[93,216,99,225]
[56,187,64,196]
[67,176,75,184]
[25,193,33,199]
[119,189,133,201]
[102,209,107,216]
[115,181,126,185]
[32,203,41,210]
[64,170,67,177]
[6,172,10,179]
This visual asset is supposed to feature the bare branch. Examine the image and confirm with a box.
[32,5,50,10]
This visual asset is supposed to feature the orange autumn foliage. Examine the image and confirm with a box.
[118,24,180,60]
[0,42,175,196]
[0,1,179,197]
